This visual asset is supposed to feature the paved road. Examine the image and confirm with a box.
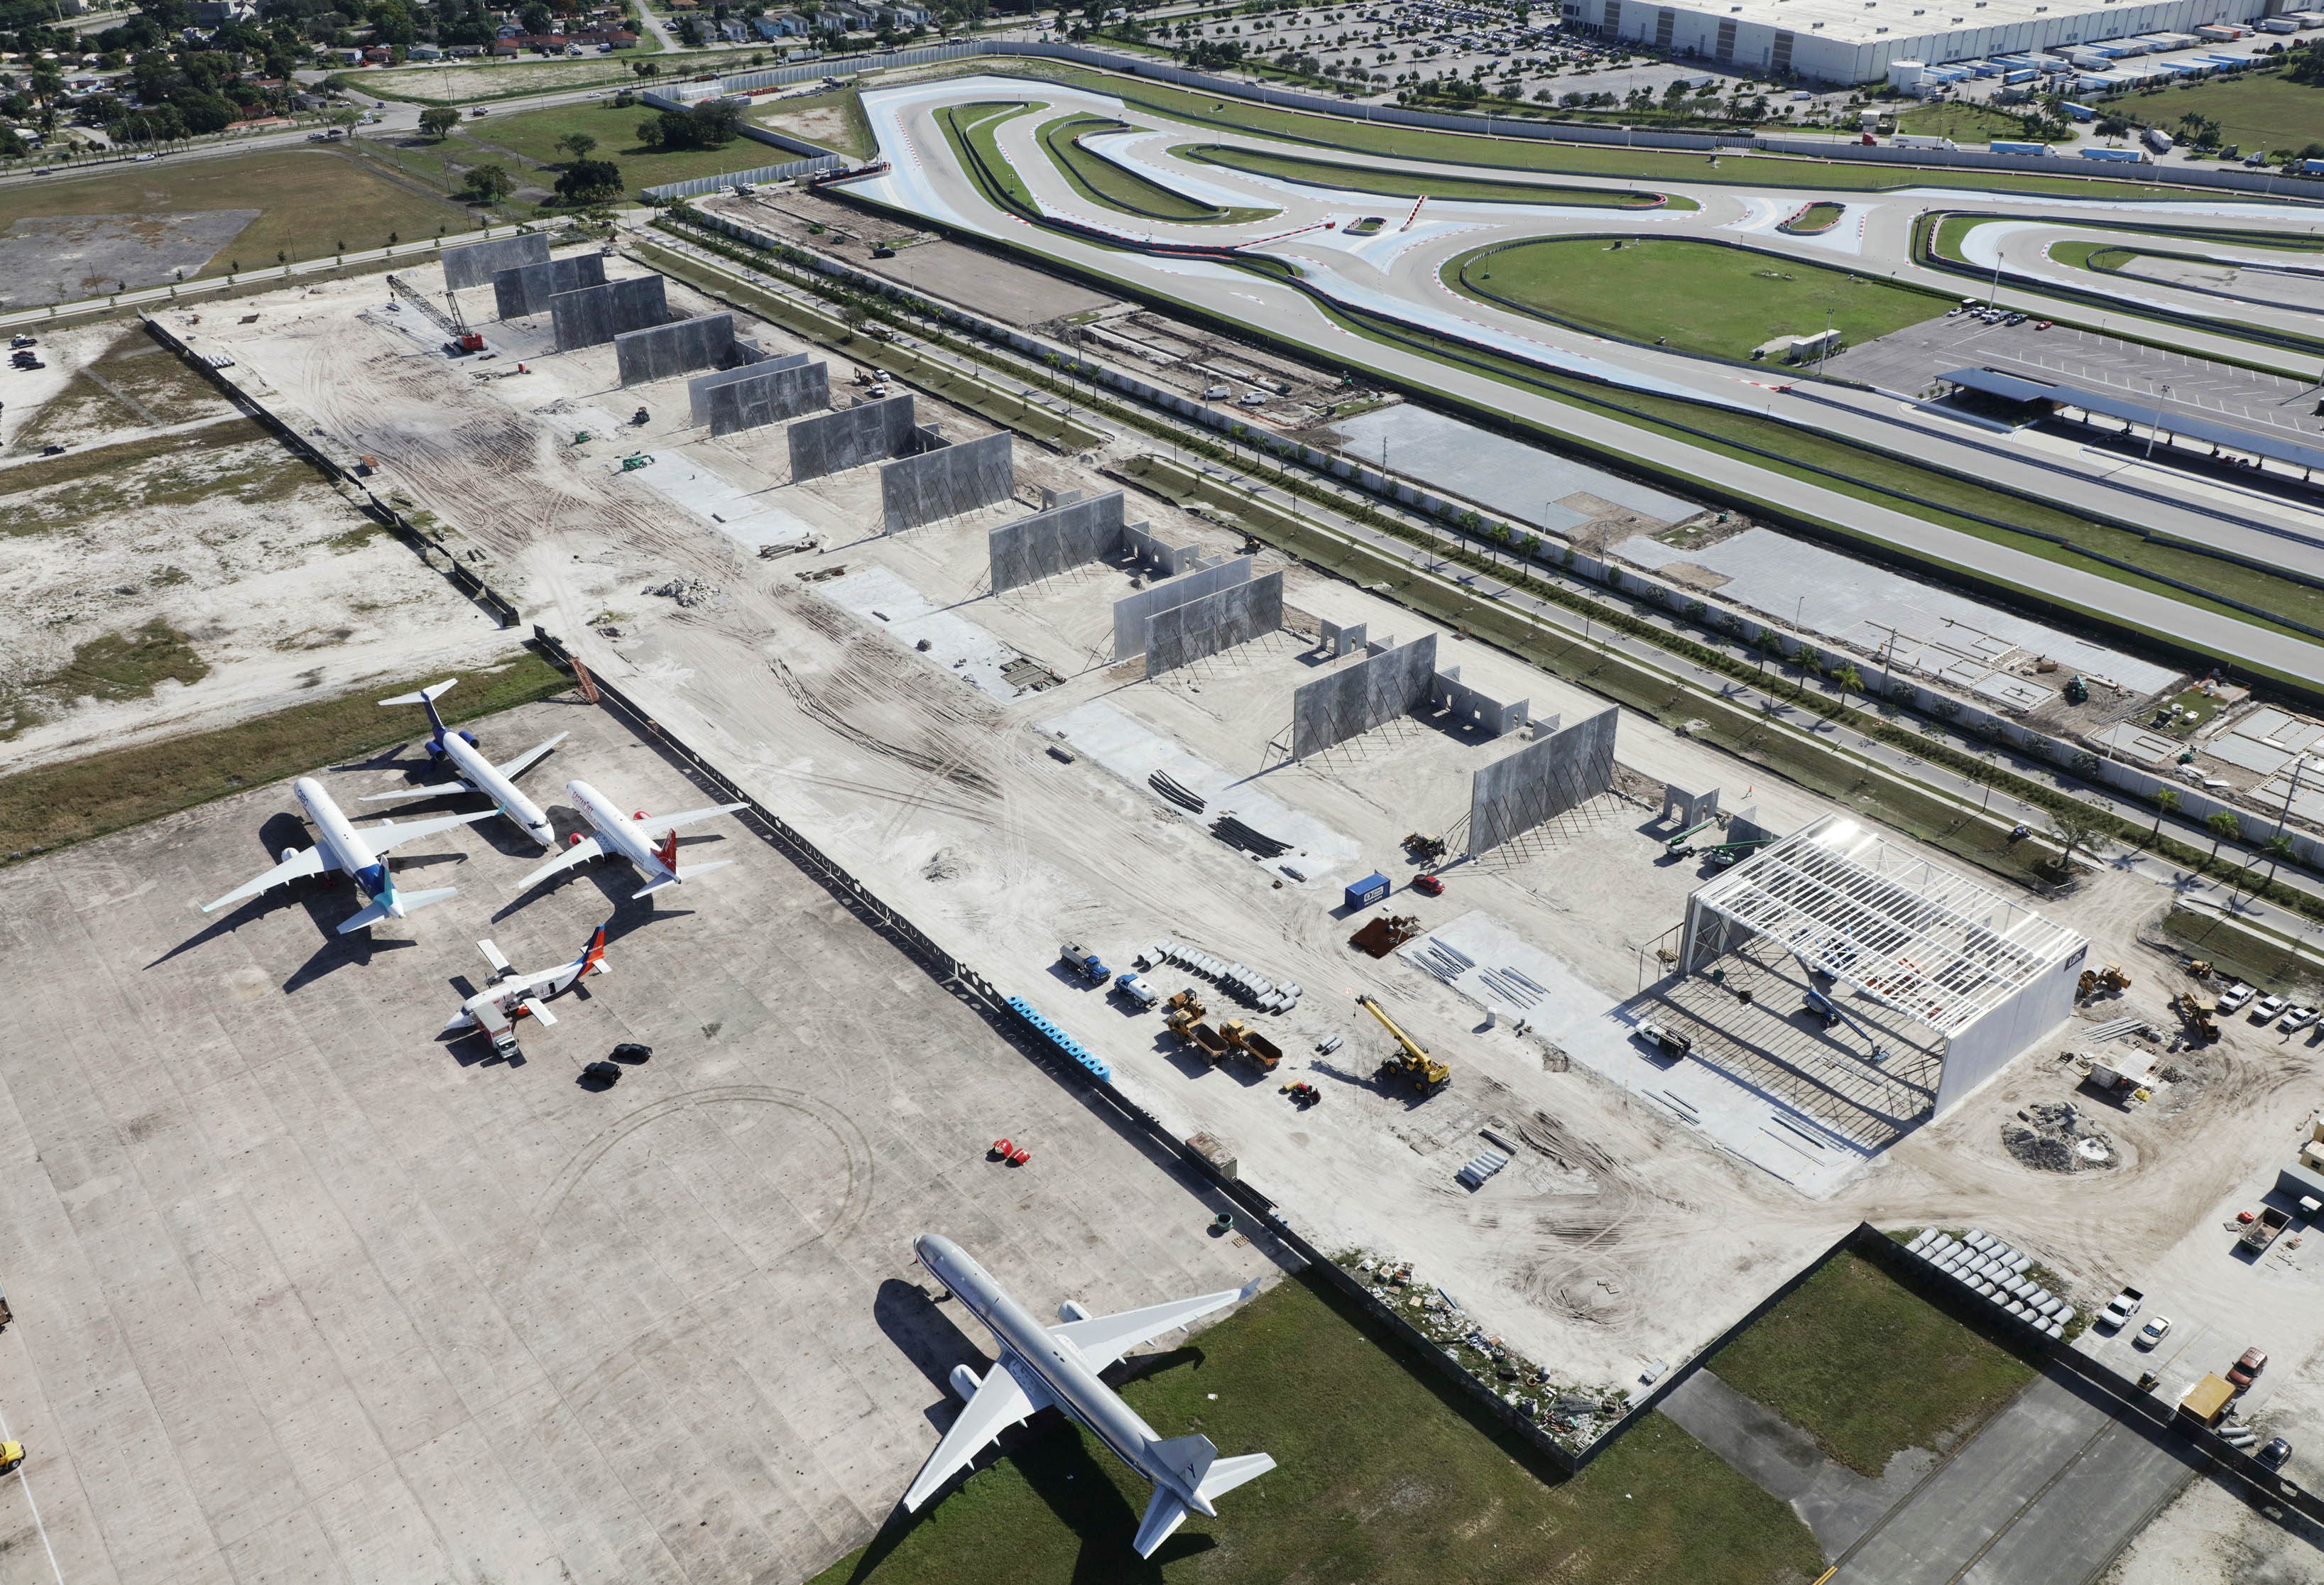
[1831,1370,2203,1585]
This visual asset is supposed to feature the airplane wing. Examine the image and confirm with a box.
[359,778,473,801]
[1050,1282,1260,1373]
[902,1364,1053,1511]
[200,845,327,915]
[361,809,496,853]
[640,802,748,841]
[515,837,603,893]
[519,996,557,1027]
[496,732,567,780]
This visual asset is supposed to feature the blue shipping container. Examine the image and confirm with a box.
[1346,872,1391,910]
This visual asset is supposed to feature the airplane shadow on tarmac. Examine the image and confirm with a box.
[853,1282,1215,1580]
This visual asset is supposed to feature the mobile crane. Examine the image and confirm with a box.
[1356,993,1451,1096]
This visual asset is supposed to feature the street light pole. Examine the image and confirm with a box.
[2146,383,2171,460]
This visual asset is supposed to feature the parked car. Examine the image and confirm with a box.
[2259,1437,2293,1469]
[2219,982,2257,1012]
[581,1060,622,1086]
[2097,1286,2145,1329]
[2230,1346,2269,1389]
[2254,994,2290,1022]
[609,1042,653,1063]
[1412,874,1444,897]
[2282,1005,2319,1033]
[2134,1316,2172,1350]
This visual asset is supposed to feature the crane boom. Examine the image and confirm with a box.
[1355,994,1451,1095]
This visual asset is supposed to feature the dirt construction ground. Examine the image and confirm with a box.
[0,697,1272,1584]
[156,246,2324,1444]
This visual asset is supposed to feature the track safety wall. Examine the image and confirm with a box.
[616,312,737,387]
[789,393,919,480]
[491,252,606,320]
[707,360,830,436]
[1289,636,1439,759]
[881,431,1014,533]
[442,231,550,292]
[1469,705,1617,856]
[1145,570,1283,676]
[550,275,669,352]
[988,490,1128,594]
[1113,555,1252,659]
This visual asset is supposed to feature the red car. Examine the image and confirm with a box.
[1413,874,1445,897]
[2229,1347,2269,1390]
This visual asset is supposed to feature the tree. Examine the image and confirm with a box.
[555,157,624,203]
[1831,663,1862,708]
[2046,800,2113,870]
[2206,809,2242,861]
[419,105,459,138]
[460,161,514,203]
[2263,833,2296,887]
[519,1,555,33]
[557,131,597,162]
[2149,786,2178,840]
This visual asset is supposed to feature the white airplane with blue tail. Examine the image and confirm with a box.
[200,776,493,933]
[366,678,566,849]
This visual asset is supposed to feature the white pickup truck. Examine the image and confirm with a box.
[2097,1285,2144,1330]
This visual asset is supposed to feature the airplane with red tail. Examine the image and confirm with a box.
[514,779,746,900]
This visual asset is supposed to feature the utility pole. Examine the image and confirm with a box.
[2146,383,2171,460]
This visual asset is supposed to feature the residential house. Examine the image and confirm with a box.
[716,15,749,39]
[878,2,929,25]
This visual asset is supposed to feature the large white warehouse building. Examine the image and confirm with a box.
[1566,0,2272,82]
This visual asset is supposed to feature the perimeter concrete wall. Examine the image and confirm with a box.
[550,275,669,352]
[1469,705,1617,857]
[1289,636,1438,759]
[443,232,550,292]
[789,395,917,481]
[616,313,737,387]
[989,491,1128,595]
[490,253,606,320]
[1113,556,1251,658]
[704,361,829,437]
[881,432,1014,533]
[1146,570,1283,677]
[687,351,812,425]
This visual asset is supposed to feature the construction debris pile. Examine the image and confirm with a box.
[1346,1253,1624,1448]
[2002,1101,2118,1173]
[645,576,720,607]
[1211,814,1292,859]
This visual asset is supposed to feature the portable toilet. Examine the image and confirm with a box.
[1346,872,1392,910]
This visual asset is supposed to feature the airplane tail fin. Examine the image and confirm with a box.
[631,860,730,900]
[653,829,679,872]
[578,925,609,976]
[1132,1488,1189,1559]
[381,678,458,737]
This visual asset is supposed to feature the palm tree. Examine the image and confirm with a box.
[2263,834,2296,888]
[1832,663,1862,709]
[2206,809,2242,862]
[2149,787,2178,841]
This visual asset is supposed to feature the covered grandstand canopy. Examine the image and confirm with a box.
[1680,815,2087,1113]
[1940,366,2324,475]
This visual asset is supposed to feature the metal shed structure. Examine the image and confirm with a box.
[1679,815,2086,1116]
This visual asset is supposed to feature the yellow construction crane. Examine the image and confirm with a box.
[1356,994,1451,1096]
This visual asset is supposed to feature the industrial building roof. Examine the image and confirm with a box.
[1689,815,2085,1037]
[1649,0,2129,47]
[1941,366,2324,474]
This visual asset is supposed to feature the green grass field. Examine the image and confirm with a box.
[1040,115,1274,222]
[2117,67,2324,154]
[937,99,1044,214]
[809,1271,1820,1585]
[0,149,474,285]
[391,98,787,199]
[0,649,569,859]
[1449,236,1943,362]
[1708,1249,2036,1477]
[1780,200,1844,234]
[988,60,2208,201]
[1897,102,2032,144]
[1183,142,1684,209]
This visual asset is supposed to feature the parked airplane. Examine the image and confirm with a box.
[905,1233,1272,1558]
[444,925,610,1057]
[514,780,746,900]
[200,776,493,932]
[368,679,566,848]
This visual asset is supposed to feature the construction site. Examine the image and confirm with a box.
[6,224,2324,1581]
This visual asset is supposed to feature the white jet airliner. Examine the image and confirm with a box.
[200,776,493,932]
[513,779,745,899]
[367,679,566,848]
[905,1233,1274,1557]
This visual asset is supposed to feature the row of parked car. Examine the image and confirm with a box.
[2097,1286,2290,1466]
[2220,980,2321,1033]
